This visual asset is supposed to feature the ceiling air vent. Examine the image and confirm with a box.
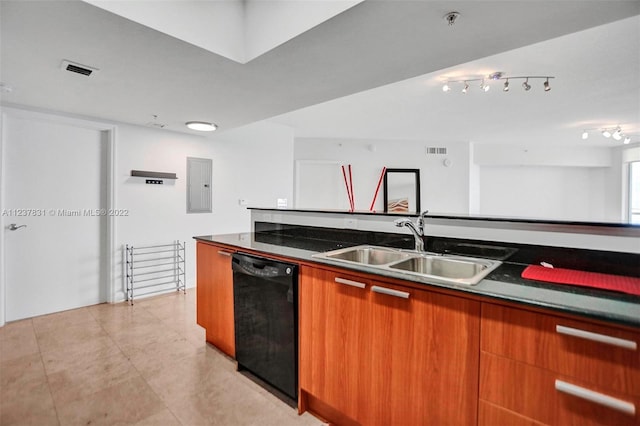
[425,147,447,155]
[61,60,98,76]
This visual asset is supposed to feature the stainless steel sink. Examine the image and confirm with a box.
[314,245,412,265]
[313,245,502,286]
[388,255,501,285]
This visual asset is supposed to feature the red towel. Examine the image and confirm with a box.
[522,265,640,296]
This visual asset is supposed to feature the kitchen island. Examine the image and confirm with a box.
[194,223,639,426]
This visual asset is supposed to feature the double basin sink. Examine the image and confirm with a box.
[312,245,502,286]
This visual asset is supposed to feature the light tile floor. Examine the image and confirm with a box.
[0,291,324,426]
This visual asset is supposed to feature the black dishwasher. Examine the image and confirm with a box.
[231,253,298,400]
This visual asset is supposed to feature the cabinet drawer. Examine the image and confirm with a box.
[481,303,640,396]
[480,353,639,426]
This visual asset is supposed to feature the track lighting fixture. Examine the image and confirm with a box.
[582,126,636,144]
[441,72,554,94]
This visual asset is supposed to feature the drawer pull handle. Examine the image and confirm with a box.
[334,277,366,289]
[556,325,637,350]
[555,380,635,416]
[218,251,232,257]
[371,285,410,299]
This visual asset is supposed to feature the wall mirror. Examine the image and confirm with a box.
[383,169,421,214]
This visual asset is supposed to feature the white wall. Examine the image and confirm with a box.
[115,120,294,299]
[474,144,623,222]
[294,138,470,213]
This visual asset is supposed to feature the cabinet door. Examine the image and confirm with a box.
[196,242,235,357]
[299,266,371,425]
[368,281,480,426]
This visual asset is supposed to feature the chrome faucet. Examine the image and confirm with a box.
[394,210,429,252]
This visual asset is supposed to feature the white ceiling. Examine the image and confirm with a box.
[1,0,639,145]
[271,14,640,147]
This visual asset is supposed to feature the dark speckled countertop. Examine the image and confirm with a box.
[194,230,640,328]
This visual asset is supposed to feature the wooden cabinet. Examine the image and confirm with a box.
[480,303,639,426]
[299,265,480,425]
[196,242,235,357]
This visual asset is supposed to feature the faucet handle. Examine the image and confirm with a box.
[394,218,412,227]
[420,209,429,218]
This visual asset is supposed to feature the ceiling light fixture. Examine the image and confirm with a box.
[612,127,622,140]
[441,73,554,94]
[186,121,218,132]
[582,126,634,144]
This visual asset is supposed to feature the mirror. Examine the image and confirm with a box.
[383,169,421,214]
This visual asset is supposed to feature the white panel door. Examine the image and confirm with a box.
[3,115,107,321]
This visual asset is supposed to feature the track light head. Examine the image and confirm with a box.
[442,82,451,92]
[544,78,551,92]
[602,129,612,138]
[522,78,531,91]
[581,131,589,140]
[612,128,622,140]
[462,82,469,94]
[480,79,490,92]
[503,79,509,92]
[624,136,631,144]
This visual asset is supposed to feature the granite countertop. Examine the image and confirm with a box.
[194,233,640,328]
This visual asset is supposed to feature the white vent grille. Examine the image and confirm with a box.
[61,59,99,76]
[425,147,448,155]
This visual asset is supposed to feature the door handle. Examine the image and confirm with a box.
[8,224,27,231]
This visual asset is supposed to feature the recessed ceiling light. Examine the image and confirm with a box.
[186,121,218,132]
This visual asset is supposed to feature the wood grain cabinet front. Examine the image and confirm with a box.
[299,265,481,426]
[196,242,235,357]
[480,303,639,426]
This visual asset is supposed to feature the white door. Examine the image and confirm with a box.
[3,114,108,321]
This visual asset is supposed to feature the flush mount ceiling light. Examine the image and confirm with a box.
[441,72,554,94]
[581,126,635,144]
[186,121,218,132]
